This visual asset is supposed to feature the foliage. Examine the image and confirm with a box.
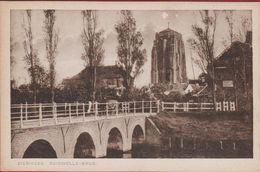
[198,72,212,87]
[224,10,235,45]
[223,11,252,46]
[236,16,252,42]
[120,86,151,101]
[81,10,104,67]
[150,83,188,102]
[115,10,147,99]
[22,10,45,103]
[187,10,218,104]
[187,10,217,76]
[43,10,59,102]
[10,37,18,82]
[81,10,105,101]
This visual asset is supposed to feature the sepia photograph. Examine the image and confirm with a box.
[10,9,253,159]
[1,1,260,171]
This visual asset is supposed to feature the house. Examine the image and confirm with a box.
[184,83,203,94]
[62,65,124,100]
[213,31,252,111]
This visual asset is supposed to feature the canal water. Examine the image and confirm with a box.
[105,138,253,158]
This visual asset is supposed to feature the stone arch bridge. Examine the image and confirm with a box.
[11,101,159,158]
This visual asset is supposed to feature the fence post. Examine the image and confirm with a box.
[82,103,85,121]
[128,102,130,113]
[186,102,189,112]
[106,103,109,118]
[216,102,222,111]
[173,102,176,112]
[220,140,223,150]
[76,102,79,117]
[53,102,57,124]
[39,103,42,126]
[180,138,184,149]
[142,100,144,113]
[116,102,119,116]
[230,101,236,111]
[25,102,28,121]
[124,102,127,115]
[157,100,160,113]
[200,103,203,111]
[134,101,136,114]
[95,102,98,119]
[69,103,71,123]
[20,104,23,128]
[162,102,164,111]
[65,103,67,115]
[223,101,229,111]
[233,142,236,150]
[150,100,152,113]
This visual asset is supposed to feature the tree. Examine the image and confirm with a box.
[81,10,104,101]
[224,10,234,44]
[22,10,41,103]
[236,16,252,42]
[115,10,147,99]
[10,36,18,87]
[223,11,251,45]
[188,10,217,103]
[43,10,59,102]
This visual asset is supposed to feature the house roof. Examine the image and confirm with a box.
[185,83,204,93]
[214,41,252,67]
[215,31,252,66]
[70,65,122,81]
[62,65,123,87]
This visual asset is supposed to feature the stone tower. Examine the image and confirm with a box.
[151,28,187,84]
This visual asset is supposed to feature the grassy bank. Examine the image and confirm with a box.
[149,111,253,141]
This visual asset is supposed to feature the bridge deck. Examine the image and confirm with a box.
[11,112,156,130]
[11,101,159,130]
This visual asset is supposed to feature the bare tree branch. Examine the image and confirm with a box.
[187,10,218,103]
[43,10,59,102]
[115,10,147,99]
[81,10,104,101]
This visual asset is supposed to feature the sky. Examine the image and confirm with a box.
[11,10,251,87]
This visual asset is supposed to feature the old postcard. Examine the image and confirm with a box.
[1,1,260,171]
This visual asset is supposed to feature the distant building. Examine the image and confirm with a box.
[62,65,124,100]
[183,80,211,102]
[184,83,203,94]
[214,31,252,111]
[151,28,188,85]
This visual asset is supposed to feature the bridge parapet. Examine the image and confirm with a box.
[11,100,159,129]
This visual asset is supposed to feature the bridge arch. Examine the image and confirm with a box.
[105,127,124,157]
[67,126,100,158]
[131,124,145,145]
[129,120,145,141]
[74,132,95,158]
[11,129,63,158]
[23,139,57,158]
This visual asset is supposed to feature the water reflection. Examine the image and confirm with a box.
[105,138,252,158]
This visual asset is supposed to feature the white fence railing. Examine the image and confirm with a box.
[162,101,236,112]
[11,101,159,129]
[11,100,236,129]
[162,102,215,112]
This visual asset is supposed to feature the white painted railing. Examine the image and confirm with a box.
[11,100,159,129]
[11,100,236,129]
[216,101,236,111]
[161,101,236,112]
[161,102,215,112]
